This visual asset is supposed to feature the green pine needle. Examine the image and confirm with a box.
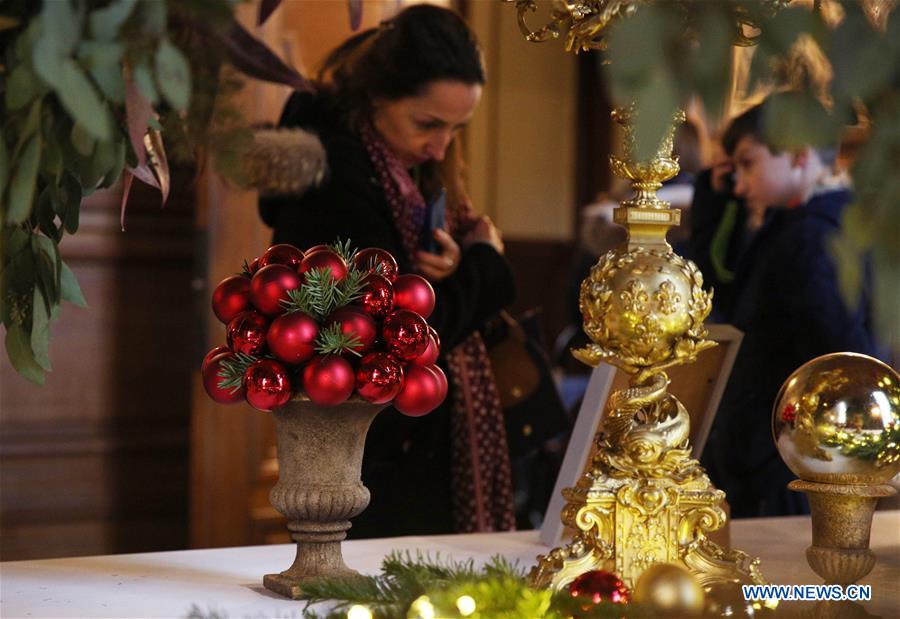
[314,323,362,357]
[216,352,258,393]
[334,267,367,308]
[330,238,357,264]
[240,259,254,278]
[282,286,319,317]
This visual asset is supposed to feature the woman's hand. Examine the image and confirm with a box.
[462,216,504,255]
[415,229,461,282]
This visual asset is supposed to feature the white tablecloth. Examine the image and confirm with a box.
[2,512,898,618]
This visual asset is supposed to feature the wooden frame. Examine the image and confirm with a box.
[540,324,743,546]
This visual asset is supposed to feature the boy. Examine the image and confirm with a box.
[701,97,878,517]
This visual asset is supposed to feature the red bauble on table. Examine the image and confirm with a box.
[226,310,268,355]
[353,247,399,282]
[382,309,429,360]
[393,364,446,416]
[355,352,404,404]
[201,352,244,404]
[569,570,630,606]
[392,274,435,319]
[355,272,394,318]
[243,359,292,412]
[258,244,305,270]
[211,275,251,324]
[201,345,230,373]
[299,249,348,282]
[325,306,377,354]
[303,355,355,406]
[304,244,332,255]
[410,332,440,366]
[429,364,448,401]
[250,264,301,316]
[267,311,319,364]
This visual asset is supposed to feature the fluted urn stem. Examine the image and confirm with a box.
[263,398,386,599]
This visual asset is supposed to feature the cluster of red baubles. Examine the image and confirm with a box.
[201,243,447,415]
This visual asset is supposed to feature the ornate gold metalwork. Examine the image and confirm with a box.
[528,107,766,591]
[502,0,792,53]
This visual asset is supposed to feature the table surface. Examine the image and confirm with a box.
[2,511,898,618]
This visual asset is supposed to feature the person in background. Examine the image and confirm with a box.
[700,96,879,518]
[259,5,516,537]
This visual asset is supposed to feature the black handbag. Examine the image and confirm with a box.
[481,309,572,528]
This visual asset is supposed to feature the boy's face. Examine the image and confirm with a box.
[731,135,797,213]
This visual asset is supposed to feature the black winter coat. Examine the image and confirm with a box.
[260,92,516,538]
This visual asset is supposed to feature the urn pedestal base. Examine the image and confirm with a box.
[262,398,386,599]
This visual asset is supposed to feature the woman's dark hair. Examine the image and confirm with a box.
[317,4,485,128]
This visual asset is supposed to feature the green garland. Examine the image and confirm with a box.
[821,421,900,468]
[291,551,651,619]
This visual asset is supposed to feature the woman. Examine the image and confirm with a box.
[259,4,516,537]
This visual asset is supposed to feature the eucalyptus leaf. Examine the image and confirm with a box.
[5,323,46,385]
[55,59,113,141]
[101,136,126,188]
[31,285,52,371]
[15,98,43,155]
[762,91,838,152]
[89,0,138,41]
[133,62,159,104]
[40,0,80,56]
[36,185,61,243]
[633,71,680,163]
[60,173,83,234]
[6,134,42,225]
[60,259,87,308]
[139,0,167,37]
[90,64,126,103]
[70,123,96,157]
[77,40,124,69]
[5,63,41,111]
[155,39,192,112]
[41,131,65,183]
[33,233,60,306]
[0,136,8,200]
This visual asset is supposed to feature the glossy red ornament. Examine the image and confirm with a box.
[325,306,377,354]
[410,332,440,366]
[382,309,429,360]
[355,352,404,404]
[392,274,435,319]
[201,345,230,373]
[355,272,394,318]
[394,364,445,416]
[303,355,355,406]
[428,325,441,350]
[305,244,332,255]
[247,256,260,275]
[299,249,348,282]
[226,310,268,355]
[243,359,292,411]
[211,275,251,324]
[258,244,305,270]
[429,365,448,401]
[569,570,630,606]
[201,352,244,405]
[250,264,301,316]
[353,247,399,282]
[267,311,319,364]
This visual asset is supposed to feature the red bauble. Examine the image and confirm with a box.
[258,244,305,270]
[569,570,630,606]
[305,244,332,255]
[250,264,301,316]
[299,249,348,282]
[325,306,377,354]
[355,272,394,318]
[355,352,404,404]
[382,309,429,360]
[211,275,251,324]
[393,364,445,416]
[267,311,319,364]
[353,248,399,282]
[429,365,448,401]
[410,332,440,366]
[392,274,436,319]
[227,310,268,355]
[201,345,230,373]
[202,352,244,405]
[243,359,292,411]
[303,355,355,406]
[247,256,260,274]
[428,325,441,350]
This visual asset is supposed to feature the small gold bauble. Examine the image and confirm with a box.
[772,352,900,485]
[632,563,704,615]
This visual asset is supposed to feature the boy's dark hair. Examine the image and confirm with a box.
[318,4,485,129]
[722,96,836,166]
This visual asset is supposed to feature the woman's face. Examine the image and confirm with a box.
[372,80,482,168]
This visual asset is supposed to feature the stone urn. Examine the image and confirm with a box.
[263,397,386,599]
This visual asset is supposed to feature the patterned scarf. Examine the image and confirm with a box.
[361,124,515,533]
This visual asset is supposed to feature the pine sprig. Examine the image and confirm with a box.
[299,267,339,319]
[217,352,258,393]
[330,238,357,264]
[334,267,367,308]
[282,286,319,317]
[240,259,254,278]
[315,323,362,357]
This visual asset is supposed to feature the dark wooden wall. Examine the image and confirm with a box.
[0,179,195,560]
